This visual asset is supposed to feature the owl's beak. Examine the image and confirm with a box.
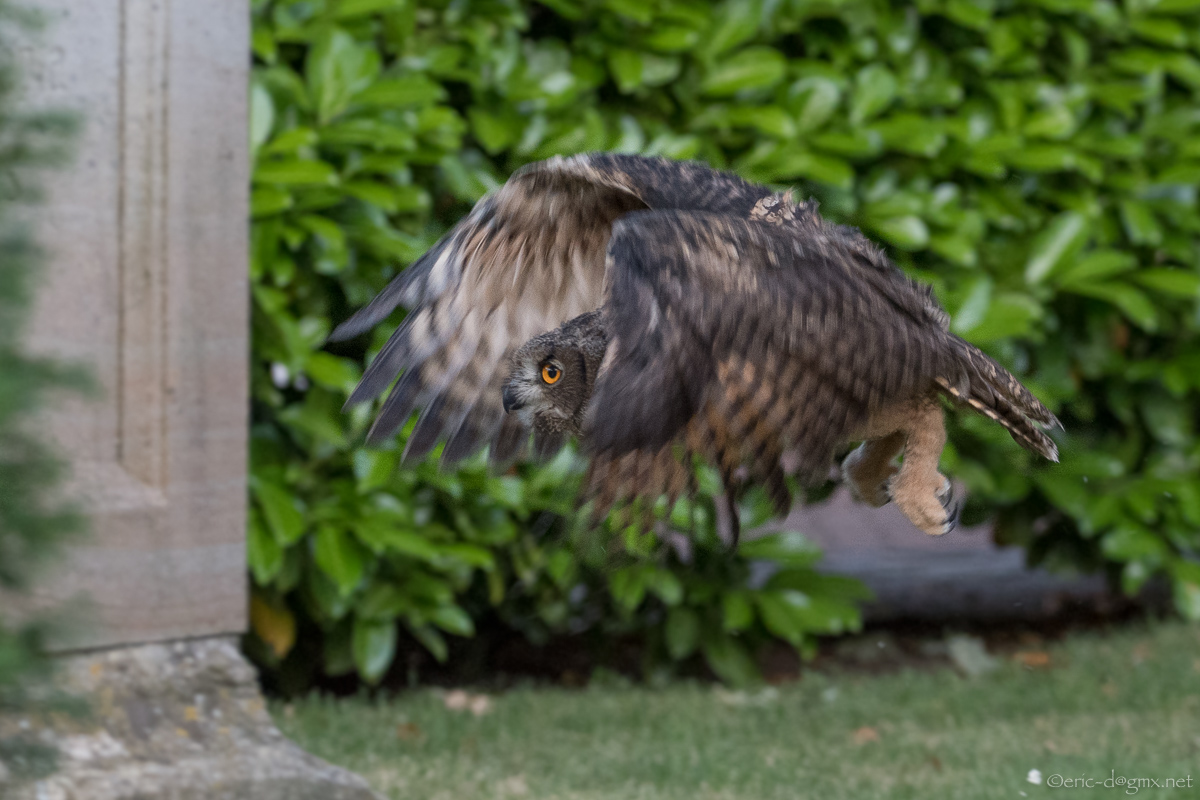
[502,386,524,413]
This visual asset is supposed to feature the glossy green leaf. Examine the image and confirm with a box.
[409,623,448,662]
[356,584,407,620]
[646,570,684,606]
[323,119,416,151]
[1023,105,1077,140]
[702,0,762,58]
[1102,525,1168,563]
[1130,18,1188,48]
[950,276,992,335]
[1057,249,1137,286]
[849,64,897,124]
[809,128,881,159]
[1025,211,1089,284]
[1066,281,1158,331]
[305,352,360,392]
[644,25,702,53]
[248,511,284,585]
[352,618,396,684]
[789,77,841,133]
[738,531,821,567]
[962,292,1042,342]
[665,606,700,660]
[702,631,761,686]
[255,159,337,186]
[355,521,442,560]
[306,28,381,123]
[1005,145,1077,173]
[605,0,654,24]
[353,76,445,108]
[943,0,992,29]
[1140,392,1193,447]
[469,109,519,154]
[1119,199,1163,246]
[1154,0,1200,12]
[1132,268,1200,298]
[314,525,367,595]
[429,604,475,637]
[1169,561,1200,621]
[252,25,278,64]
[756,149,854,188]
[261,127,318,157]
[251,187,292,217]
[440,543,496,570]
[700,47,787,97]
[342,181,400,211]
[251,82,275,153]
[608,49,643,93]
[869,114,946,157]
[929,233,977,267]
[610,566,647,613]
[868,215,929,250]
[253,479,306,545]
[722,591,755,632]
[721,106,796,138]
[334,0,409,20]
[756,590,810,646]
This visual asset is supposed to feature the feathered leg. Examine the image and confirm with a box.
[886,400,958,536]
[841,430,906,508]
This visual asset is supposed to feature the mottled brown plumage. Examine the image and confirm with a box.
[334,153,1060,541]
[330,153,772,465]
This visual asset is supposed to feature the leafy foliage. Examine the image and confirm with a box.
[249,0,1200,686]
[0,2,84,776]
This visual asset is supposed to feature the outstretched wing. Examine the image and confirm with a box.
[582,209,972,520]
[330,153,774,464]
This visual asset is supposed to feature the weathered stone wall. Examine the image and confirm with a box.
[8,5,384,796]
[22,0,249,649]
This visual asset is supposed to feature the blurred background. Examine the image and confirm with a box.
[246,0,1200,690]
[4,0,1200,797]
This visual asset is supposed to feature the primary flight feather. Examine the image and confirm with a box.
[331,153,1060,541]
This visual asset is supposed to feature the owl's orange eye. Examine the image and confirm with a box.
[541,364,561,385]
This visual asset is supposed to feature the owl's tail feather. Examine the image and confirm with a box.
[938,339,1061,463]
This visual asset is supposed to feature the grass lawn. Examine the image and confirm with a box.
[275,621,1200,799]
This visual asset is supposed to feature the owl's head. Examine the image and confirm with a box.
[501,310,608,437]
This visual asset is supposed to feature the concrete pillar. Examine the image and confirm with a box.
[24,0,246,650]
[9,3,381,797]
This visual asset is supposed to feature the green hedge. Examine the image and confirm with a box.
[249,0,1200,687]
[0,2,83,777]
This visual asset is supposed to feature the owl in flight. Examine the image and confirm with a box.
[330,153,1059,542]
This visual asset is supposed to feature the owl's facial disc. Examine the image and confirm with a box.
[501,343,588,435]
[502,358,565,412]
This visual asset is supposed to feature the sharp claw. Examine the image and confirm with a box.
[940,481,962,535]
[936,476,952,501]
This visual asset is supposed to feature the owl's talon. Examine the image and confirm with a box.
[856,476,894,508]
[842,437,903,509]
[921,477,963,535]
[939,481,962,535]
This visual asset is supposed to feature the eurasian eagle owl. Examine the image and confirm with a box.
[331,153,1059,542]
